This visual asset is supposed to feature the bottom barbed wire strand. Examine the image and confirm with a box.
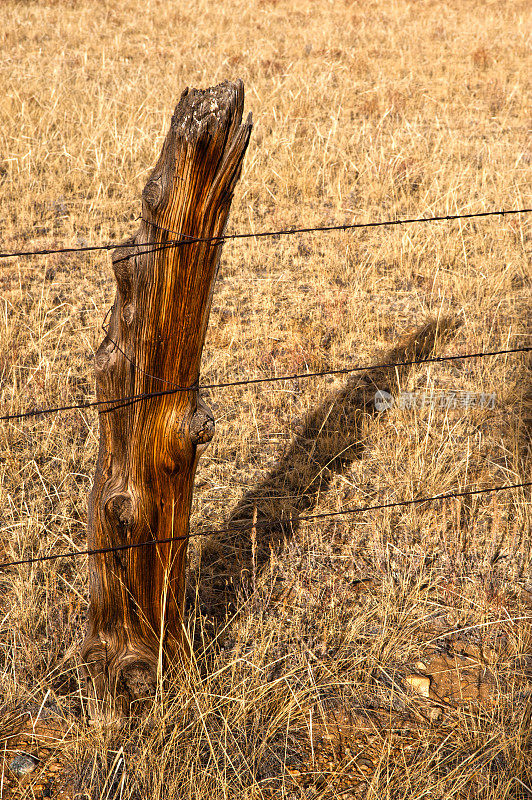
[0,480,529,571]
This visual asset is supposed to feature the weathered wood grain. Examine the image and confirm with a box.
[81,81,251,717]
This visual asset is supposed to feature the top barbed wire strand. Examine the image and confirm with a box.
[0,207,530,261]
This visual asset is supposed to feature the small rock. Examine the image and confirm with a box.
[355,757,374,773]
[415,660,427,671]
[454,642,481,660]
[428,706,443,723]
[9,753,39,777]
[405,674,431,698]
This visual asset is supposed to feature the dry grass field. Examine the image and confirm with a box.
[0,0,531,797]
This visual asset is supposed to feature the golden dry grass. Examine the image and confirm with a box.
[0,0,531,798]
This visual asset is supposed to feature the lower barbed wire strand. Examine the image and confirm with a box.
[0,480,529,570]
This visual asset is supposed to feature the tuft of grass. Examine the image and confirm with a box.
[0,0,530,797]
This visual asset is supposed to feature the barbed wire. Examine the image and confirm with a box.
[0,481,529,571]
[1,344,530,423]
[0,207,529,262]
[1,210,530,581]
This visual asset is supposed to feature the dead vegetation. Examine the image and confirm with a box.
[0,0,530,797]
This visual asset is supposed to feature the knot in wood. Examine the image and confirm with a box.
[142,177,163,210]
[111,494,135,526]
[190,408,215,445]
[95,339,116,372]
[121,303,135,326]
[111,237,137,288]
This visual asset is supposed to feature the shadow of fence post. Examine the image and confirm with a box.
[190,317,459,630]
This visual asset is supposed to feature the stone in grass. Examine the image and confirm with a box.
[404,674,431,698]
[9,753,39,777]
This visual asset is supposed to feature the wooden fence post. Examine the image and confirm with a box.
[82,81,252,717]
